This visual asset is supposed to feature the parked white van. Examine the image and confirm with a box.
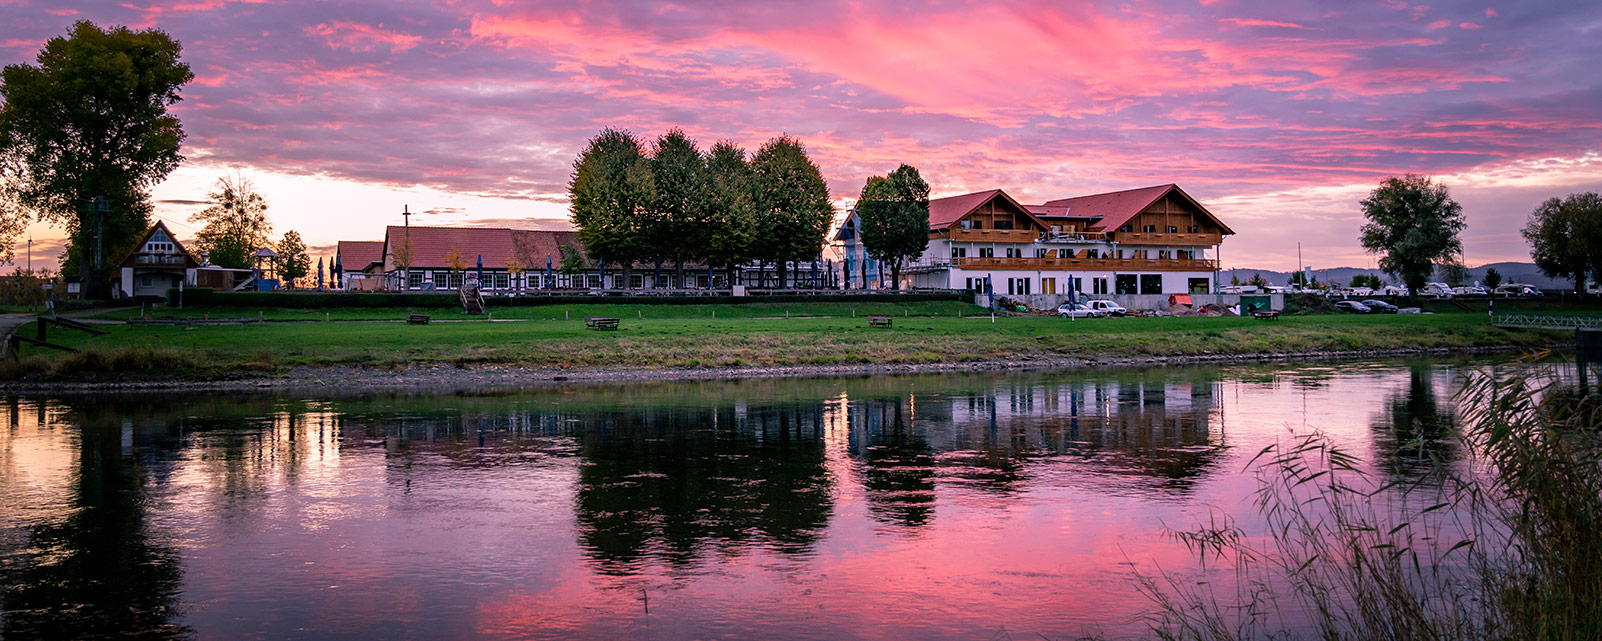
[1420,282,1453,297]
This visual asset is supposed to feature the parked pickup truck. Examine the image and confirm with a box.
[1081,299,1128,317]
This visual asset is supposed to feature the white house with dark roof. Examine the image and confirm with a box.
[117,221,199,299]
[835,184,1232,295]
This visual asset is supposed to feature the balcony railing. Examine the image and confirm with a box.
[941,228,1041,243]
[920,256,1218,271]
[1112,231,1223,246]
[1040,230,1111,242]
[130,254,189,266]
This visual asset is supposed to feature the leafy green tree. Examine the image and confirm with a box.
[1247,272,1269,288]
[750,135,833,288]
[1482,267,1503,290]
[649,129,709,287]
[0,21,193,296]
[569,128,655,288]
[703,141,756,286]
[1522,192,1602,296]
[1289,271,1309,287]
[274,230,309,288]
[856,164,930,290]
[190,174,271,269]
[1359,175,1465,300]
[1350,274,1382,289]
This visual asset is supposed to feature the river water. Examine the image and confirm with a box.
[0,359,1471,640]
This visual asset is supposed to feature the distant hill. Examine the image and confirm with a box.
[1222,262,1575,290]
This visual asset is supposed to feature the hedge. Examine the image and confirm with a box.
[168,288,972,308]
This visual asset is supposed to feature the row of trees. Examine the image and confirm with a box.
[568,128,833,287]
[1359,175,1602,298]
[188,174,310,286]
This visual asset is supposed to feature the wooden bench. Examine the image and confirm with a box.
[586,317,620,330]
[1253,310,1279,320]
[867,316,893,328]
[406,314,430,325]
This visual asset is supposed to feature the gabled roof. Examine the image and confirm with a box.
[118,221,200,269]
[928,189,1048,230]
[1042,184,1235,234]
[381,226,588,269]
[335,241,384,272]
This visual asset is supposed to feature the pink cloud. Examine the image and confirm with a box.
[1459,22,1482,29]
[306,21,423,53]
[1220,17,1309,28]
[1485,8,1499,17]
[1427,19,1450,29]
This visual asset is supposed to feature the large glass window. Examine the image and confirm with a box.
[1140,274,1163,294]
[1115,274,1138,294]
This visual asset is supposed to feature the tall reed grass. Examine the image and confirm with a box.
[1136,352,1602,640]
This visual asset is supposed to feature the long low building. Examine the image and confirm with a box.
[835,184,1232,295]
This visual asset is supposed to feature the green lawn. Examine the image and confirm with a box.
[7,301,1565,380]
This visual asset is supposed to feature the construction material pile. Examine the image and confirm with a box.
[1167,302,1238,317]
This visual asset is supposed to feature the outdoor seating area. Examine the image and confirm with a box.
[867,316,893,328]
[585,317,620,330]
[406,314,430,325]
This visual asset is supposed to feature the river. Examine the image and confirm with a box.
[0,358,1473,640]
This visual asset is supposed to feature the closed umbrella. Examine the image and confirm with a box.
[546,254,552,290]
[476,254,484,287]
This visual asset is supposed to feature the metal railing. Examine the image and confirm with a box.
[1492,313,1602,330]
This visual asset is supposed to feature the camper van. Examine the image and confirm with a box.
[1419,282,1453,298]
[1493,283,1542,297]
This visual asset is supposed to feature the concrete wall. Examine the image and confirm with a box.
[982,292,1283,313]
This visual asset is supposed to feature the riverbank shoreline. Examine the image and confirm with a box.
[0,343,1551,395]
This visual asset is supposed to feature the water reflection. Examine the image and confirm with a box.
[1372,365,1460,479]
[0,402,188,640]
[573,403,832,573]
[0,359,1484,640]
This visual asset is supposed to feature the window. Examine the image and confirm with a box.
[1035,248,1049,258]
[961,219,982,230]
[408,272,424,289]
[1177,250,1192,260]
[1189,278,1211,294]
[1188,225,1200,233]
[1085,249,1099,259]
[1141,274,1163,294]
[1119,224,1133,233]
[586,274,602,288]
[492,273,509,289]
[993,219,1014,230]
[1158,250,1171,259]
[1005,247,1021,258]
[1167,226,1179,233]
[139,275,153,287]
[950,246,967,258]
[1133,250,1149,259]
[1144,224,1158,233]
[979,247,994,258]
[629,273,645,289]
[1094,277,1109,295]
[1115,274,1138,294]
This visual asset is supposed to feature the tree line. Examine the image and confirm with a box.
[1359,175,1602,298]
[568,128,833,288]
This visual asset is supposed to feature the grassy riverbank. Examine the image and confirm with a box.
[2,300,1568,381]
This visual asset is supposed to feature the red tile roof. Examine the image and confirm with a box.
[335,241,383,272]
[927,189,1048,230]
[380,226,588,270]
[1042,184,1234,234]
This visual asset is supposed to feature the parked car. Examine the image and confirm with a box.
[1360,299,1398,313]
[1334,300,1373,314]
[1419,282,1453,298]
[1081,299,1128,317]
[1493,283,1542,297]
[1057,303,1106,318]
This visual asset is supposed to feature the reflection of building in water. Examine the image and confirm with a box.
[842,376,1229,510]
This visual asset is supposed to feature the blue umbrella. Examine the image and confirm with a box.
[476,254,484,287]
[985,275,994,310]
[1067,274,1076,305]
[546,253,552,290]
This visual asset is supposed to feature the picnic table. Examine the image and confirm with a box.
[585,316,620,330]
[867,316,893,328]
[1253,310,1279,320]
[406,314,430,325]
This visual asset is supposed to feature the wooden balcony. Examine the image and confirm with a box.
[941,228,1041,243]
[942,256,1219,272]
[1040,231,1111,243]
[129,253,190,267]
[1112,231,1224,246]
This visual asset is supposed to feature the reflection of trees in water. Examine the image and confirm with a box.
[0,410,188,640]
[857,399,938,528]
[1373,365,1459,479]
[572,404,832,574]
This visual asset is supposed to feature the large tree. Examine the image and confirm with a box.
[1521,192,1602,297]
[750,135,833,288]
[1358,175,1465,300]
[569,128,656,289]
[190,174,272,269]
[648,129,709,287]
[0,21,192,296]
[703,141,756,286]
[856,164,930,290]
[274,231,309,288]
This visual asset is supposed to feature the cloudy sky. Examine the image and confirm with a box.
[4,0,1600,272]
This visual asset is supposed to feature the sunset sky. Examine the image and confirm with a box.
[3,0,1600,273]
